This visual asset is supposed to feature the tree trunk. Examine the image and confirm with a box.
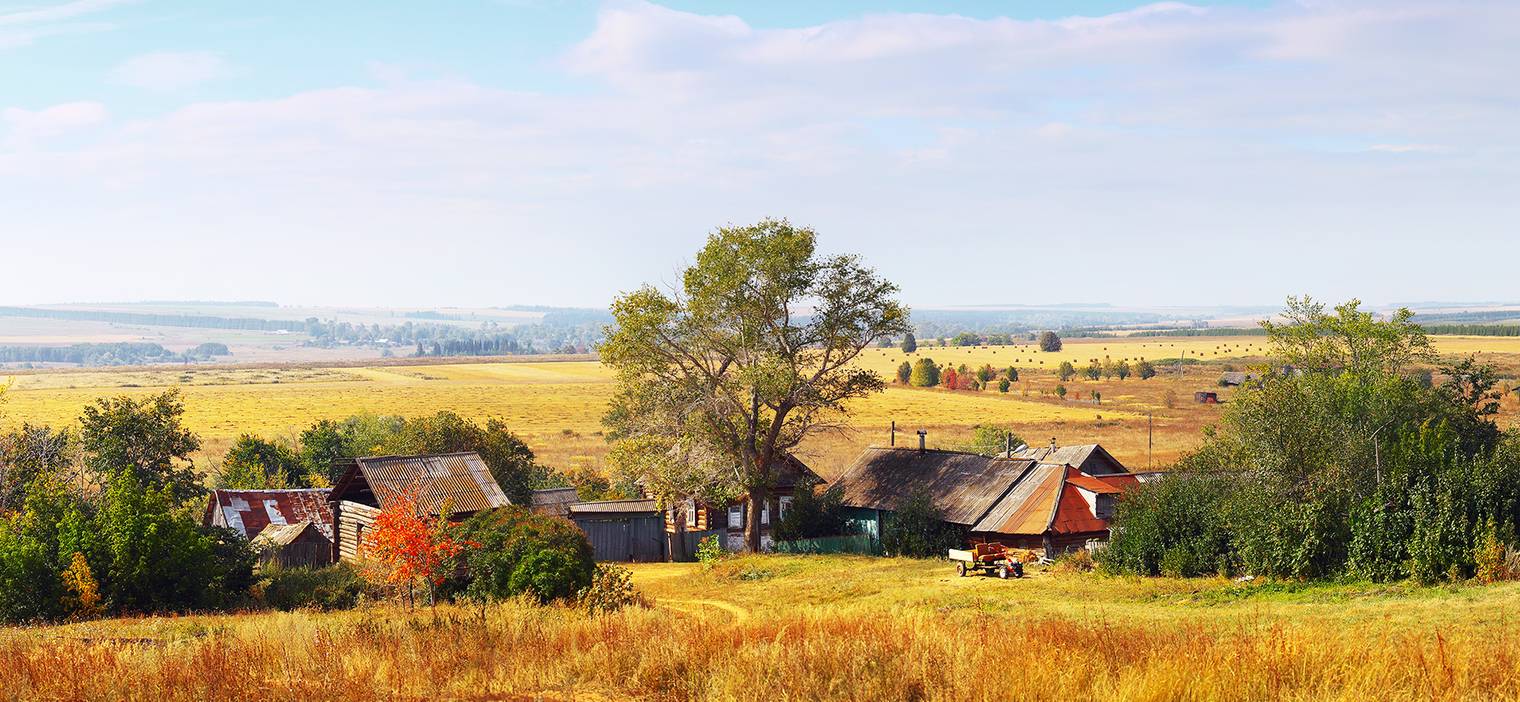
[671,503,687,562]
[744,486,766,553]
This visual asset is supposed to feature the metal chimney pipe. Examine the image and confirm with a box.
[917,430,927,452]
[890,420,896,447]
[1005,432,1013,458]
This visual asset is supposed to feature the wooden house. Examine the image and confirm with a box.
[203,488,336,568]
[327,452,511,563]
[833,442,1145,559]
[657,454,824,552]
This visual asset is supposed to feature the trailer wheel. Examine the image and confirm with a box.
[956,562,967,577]
[998,565,1010,579]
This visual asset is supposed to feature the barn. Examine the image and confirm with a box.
[568,499,666,562]
[327,452,511,563]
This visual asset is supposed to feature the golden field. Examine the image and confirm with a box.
[3,335,1519,477]
[3,554,1519,701]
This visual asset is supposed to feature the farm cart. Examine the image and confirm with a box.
[948,543,1024,579]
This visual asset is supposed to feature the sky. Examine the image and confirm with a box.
[2,0,1516,309]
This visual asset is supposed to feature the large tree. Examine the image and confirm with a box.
[602,219,909,552]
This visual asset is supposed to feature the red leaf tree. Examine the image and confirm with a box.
[362,482,475,607]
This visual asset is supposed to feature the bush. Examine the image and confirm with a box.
[773,483,847,541]
[259,563,372,611]
[578,563,645,615]
[1098,471,1235,577]
[880,490,961,558]
[695,534,726,568]
[453,507,595,603]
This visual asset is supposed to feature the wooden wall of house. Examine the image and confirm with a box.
[336,500,381,563]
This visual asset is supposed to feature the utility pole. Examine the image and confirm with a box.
[1148,413,1154,470]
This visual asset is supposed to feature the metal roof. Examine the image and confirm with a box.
[332,452,512,516]
[203,488,334,540]
[531,487,580,517]
[1011,443,1127,474]
[971,463,1065,535]
[831,447,1036,525]
[569,498,659,515]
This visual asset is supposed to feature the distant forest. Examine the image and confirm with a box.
[0,342,229,366]
[0,306,610,363]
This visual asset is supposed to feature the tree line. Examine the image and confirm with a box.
[1101,298,1520,584]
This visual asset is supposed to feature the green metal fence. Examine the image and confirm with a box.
[771,534,881,555]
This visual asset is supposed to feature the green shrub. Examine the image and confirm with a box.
[880,490,961,558]
[1098,471,1235,577]
[259,563,371,611]
[695,534,726,568]
[453,507,595,603]
[773,483,846,541]
[578,563,644,615]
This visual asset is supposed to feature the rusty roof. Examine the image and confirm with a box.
[331,452,512,516]
[832,447,1035,525]
[974,465,1122,537]
[971,463,1065,535]
[203,488,334,541]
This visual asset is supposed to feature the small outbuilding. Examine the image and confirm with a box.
[250,521,333,569]
[1012,441,1130,475]
[569,498,666,562]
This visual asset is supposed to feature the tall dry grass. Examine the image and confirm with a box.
[2,595,1517,701]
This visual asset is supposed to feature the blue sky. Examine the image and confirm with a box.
[2,0,1516,308]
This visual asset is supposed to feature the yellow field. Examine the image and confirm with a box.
[4,555,1518,700]
[3,335,1518,477]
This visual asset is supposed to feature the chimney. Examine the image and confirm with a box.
[890,420,896,447]
[917,430,927,452]
[1004,432,1013,458]
[1050,437,1058,453]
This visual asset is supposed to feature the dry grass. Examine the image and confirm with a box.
[2,335,1517,476]
[4,555,1519,700]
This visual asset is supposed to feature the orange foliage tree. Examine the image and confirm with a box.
[362,484,475,607]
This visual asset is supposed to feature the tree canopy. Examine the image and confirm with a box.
[601,219,909,551]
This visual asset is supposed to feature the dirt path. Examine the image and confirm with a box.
[656,598,751,623]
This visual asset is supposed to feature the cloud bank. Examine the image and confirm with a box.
[1,0,1517,306]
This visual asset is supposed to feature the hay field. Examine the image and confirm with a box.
[4,555,1519,700]
[3,335,1518,476]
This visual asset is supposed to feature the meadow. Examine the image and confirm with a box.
[3,554,1518,700]
[4,335,1520,477]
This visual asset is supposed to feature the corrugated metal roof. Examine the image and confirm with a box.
[569,499,658,515]
[832,447,1035,525]
[971,463,1064,535]
[1012,443,1128,475]
[203,488,334,540]
[531,487,580,514]
[1067,472,1123,494]
[352,452,511,515]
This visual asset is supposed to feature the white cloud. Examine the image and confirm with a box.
[111,51,228,91]
[0,0,129,48]
[2,101,107,145]
[2,0,1519,307]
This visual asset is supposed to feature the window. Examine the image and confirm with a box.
[761,502,769,526]
[354,523,366,555]
[685,499,697,528]
[728,504,744,529]
[778,496,793,521]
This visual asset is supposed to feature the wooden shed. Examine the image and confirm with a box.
[250,521,333,569]
[327,452,512,563]
[203,488,334,543]
[569,499,667,562]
